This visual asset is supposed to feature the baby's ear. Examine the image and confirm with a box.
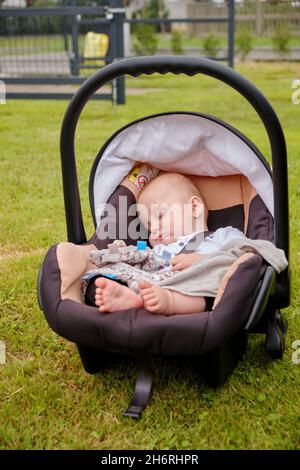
[189,196,203,218]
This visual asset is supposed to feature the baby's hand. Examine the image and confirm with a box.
[171,253,203,271]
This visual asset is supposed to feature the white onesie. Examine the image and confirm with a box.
[152,226,246,260]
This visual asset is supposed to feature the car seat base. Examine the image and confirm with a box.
[123,355,153,419]
[77,344,116,374]
[265,309,288,360]
[201,330,248,388]
[37,266,43,311]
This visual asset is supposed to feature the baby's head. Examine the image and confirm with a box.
[137,172,208,247]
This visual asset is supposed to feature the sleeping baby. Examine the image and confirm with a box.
[85,173,253,315]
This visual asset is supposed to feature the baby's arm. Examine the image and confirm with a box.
[120,163,160,200]
[120,174,140,200]
[171,253,205,271]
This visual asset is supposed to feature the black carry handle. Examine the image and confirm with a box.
[60,56,289,304]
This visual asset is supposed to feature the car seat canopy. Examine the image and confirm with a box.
[91,113,274,227]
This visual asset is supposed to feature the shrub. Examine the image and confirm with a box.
[133,23,158,55]
[171,31,183,55]
[272,23,291,55]
[147,0,170,33]
[202,34,221,58]
[236,29,253,61]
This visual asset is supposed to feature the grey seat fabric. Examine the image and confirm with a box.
[40,185,269,356]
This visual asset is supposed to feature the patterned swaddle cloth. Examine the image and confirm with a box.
[81,240,175,300]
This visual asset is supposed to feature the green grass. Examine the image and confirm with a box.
[0,35,69,55]
[0,62,300,450]
[1,33,300,57]
[156,33,300,49]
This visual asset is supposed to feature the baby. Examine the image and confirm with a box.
[93,172,220,315]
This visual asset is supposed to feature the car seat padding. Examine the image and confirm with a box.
[41,245,263,355]
[51,174,273,308]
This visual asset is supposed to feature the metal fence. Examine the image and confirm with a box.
[236,0,300,36]
[0,0,125,101]
[0,0,236,100]
[162,0,300,36]
[125,0,235,67]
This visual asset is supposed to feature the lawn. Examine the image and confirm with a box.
[1,33,300,56]
[156,32,300,49]
[0,61,299,450]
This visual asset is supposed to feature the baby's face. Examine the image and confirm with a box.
[137,187,202,247]
[138,202,178,246]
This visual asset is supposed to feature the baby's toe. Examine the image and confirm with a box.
[140,288,154,297]
[147,304,159,313]
[139,280,152,290]
[142,293,155,302]
[144,297,158,307]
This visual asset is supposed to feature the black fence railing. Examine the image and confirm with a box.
[126,0,235,68]
[0,0,125,101]
[0,0,235,101]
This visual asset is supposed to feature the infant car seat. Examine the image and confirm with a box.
[37,56,290,419]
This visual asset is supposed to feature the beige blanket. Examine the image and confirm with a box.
[156,237,288,298]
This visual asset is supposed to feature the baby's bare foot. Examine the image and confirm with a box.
[139,280,173,315]
[95,277,143,313]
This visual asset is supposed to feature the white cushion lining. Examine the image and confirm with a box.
[93,114,273,225]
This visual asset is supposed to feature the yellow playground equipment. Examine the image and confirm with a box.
[82,32,109,75]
